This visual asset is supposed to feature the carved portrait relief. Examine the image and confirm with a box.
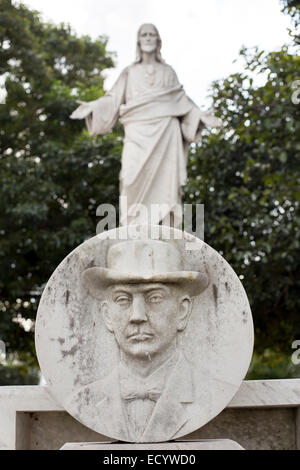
[35,227,254,443]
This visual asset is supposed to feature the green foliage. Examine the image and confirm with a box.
[281,0,300,43]
[246,350,299,380]
[281,0,300,23]
[0,351,40,385]
[185,43,300,367]
[0,1,121,384]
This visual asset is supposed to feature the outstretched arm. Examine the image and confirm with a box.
[181,104,222,143]
[166,65,222,143]
[70,100,95,119]
[70,68,128,136]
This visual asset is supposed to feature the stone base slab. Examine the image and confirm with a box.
[61,439,244,450]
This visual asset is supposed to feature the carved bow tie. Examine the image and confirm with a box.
[120,380,162,402]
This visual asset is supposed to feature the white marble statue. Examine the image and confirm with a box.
[70,24,222,226]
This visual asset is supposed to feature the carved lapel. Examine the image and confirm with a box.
[141,353,194,442]
[95,368,132,441]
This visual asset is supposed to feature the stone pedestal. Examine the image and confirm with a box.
[60,439,244,450]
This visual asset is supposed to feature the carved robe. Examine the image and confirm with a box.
[71,62,221,225]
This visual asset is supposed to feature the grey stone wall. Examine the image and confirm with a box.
[1,381,299,450]
[15,407,298,450]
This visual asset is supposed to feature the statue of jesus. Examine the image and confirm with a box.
[70,24,222,226]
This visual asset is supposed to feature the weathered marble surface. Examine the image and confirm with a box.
[229,378,300,407]
[35,226,253,443]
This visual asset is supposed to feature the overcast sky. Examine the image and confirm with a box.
[19,0,291,106]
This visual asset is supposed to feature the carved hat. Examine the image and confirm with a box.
[82,240,209,299]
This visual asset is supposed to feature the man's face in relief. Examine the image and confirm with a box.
[101,283,191,360]
[139,24,158,54]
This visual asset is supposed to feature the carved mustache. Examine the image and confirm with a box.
[126,329,155,339]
